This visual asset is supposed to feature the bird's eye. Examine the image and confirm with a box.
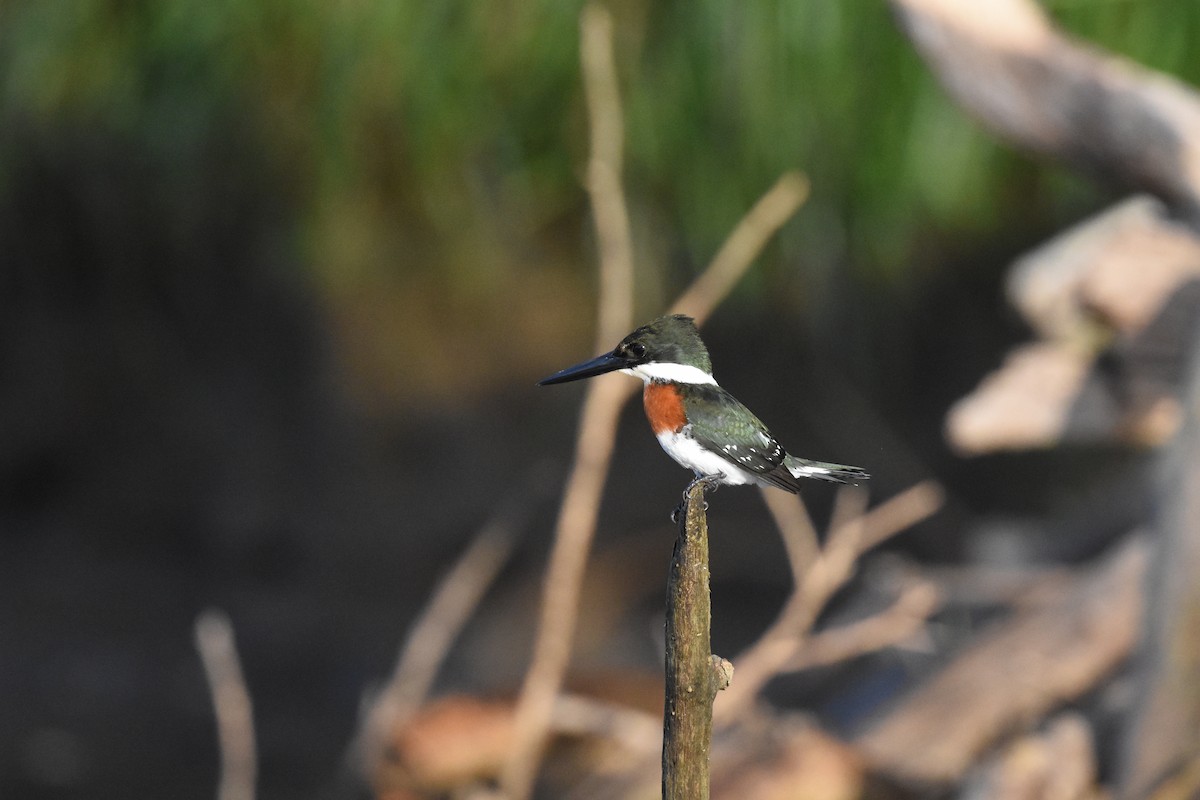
[627,342,646,359]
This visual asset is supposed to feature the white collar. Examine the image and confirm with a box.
[621,362,717,385]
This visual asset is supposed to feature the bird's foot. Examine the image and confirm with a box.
[672,475,720,521]
[686,474,721,497]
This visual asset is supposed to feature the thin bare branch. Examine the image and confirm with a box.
[855,480,944,553]
[552,694,662,755]
[354,494,526,780]
[671,172,810,325]
[581,3,634,347]
[818,487,870,589]
[759,488,820,581]
[501,9,638,797]
[786,579,941,672]
[502,378,633,800]
[195,609,256,800]
[714,482,943,724]
[827,486,870,552]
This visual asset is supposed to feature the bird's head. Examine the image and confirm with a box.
[538,314,714,386]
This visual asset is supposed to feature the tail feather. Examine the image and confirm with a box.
[784,456,869,485]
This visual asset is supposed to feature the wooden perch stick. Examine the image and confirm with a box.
[663,480,732,800]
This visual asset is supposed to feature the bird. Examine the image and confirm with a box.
[538,314,868,493]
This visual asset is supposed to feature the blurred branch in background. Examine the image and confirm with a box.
[195,610,257,800]
[498,6,637,797]
[715,482,944,725]
[784,578,938,673]
[669,172,810,325]
[758,485,820,579]
[964,713,1099,800]
[581,3,635,349]
[372,692,661,799]
[349,465,552,789]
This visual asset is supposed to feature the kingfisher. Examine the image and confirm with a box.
[539,314,868,493]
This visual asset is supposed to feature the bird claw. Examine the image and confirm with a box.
[672,475,718,522]
[684,474,720,498]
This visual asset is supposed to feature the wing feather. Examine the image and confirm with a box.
[682,385,802,493]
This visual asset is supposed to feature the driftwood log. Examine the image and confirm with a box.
[889,0,1200,222]
[854,536,1148,786]
[891,0,1200,794]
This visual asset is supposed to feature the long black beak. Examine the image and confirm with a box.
[538,351,628,385]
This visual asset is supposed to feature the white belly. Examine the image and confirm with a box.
[656,429,757,485]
